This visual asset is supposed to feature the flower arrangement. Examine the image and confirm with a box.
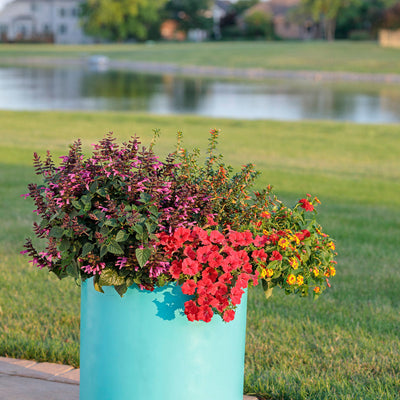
[22,130,337,323]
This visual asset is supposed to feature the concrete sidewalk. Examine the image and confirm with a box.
[0,357,257,400]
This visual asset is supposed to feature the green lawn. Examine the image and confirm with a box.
[0,110,399,399]
[1,41,400,75]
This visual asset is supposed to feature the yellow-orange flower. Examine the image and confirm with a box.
[296,275,304,286]
[313,267,319,277]
[329,266,336,276]
[278,238,289,250]
[314,286,321,294]
[289,257,299,270]
[328,241,335,250]
[261,211,271,219]
[261,268,274,278]
[286,274,296,285]
[290,234,300,245]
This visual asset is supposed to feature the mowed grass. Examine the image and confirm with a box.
[1,41,400,75]
[0,110,399,399]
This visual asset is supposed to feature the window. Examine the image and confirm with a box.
[59,24,67,34]
[71,8,78,17]
[60,8,66,17]
[31,3,37,12]
[43,24,50,33]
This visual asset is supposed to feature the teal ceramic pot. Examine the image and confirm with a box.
[80,278,248,400]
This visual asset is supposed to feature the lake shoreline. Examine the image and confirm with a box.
[2,56,400,84]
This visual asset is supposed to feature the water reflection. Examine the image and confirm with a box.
[0,65,400,124]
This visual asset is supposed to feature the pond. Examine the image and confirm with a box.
[1,65,400,124]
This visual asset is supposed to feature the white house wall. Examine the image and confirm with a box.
[0,0,94,44]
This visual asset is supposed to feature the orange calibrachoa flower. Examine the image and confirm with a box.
[261,211,271,219]
[327,241,335,251]
[278,238,289,250]
[261,268,274,278]
[314,286,321,294]
[289,257,299,270]
[296,275,304,286]
[287,274,296,285]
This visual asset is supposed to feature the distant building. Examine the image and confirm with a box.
[212,0,233,39]
[244,0,317,40]
[0,0,93,44]
[379,29,400,49]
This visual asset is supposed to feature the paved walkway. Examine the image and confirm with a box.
[0,356,257,399]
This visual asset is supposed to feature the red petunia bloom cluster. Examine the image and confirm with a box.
[157,226,259,323]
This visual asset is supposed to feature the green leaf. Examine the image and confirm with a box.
[94,276,104,293]
[71,200,81,210]
[98,268,125,287]
[81,242,95,257]
[135,248,152,268]
[100,225,109,236]
[145,222,156,234]
[81,194,92,212]
[66,261,80,279]
[115,230,129,242]
[139,193,152,204]
[89,181,98,193]
[133,224,143,235]
[58,239,71,252]
[107,241,124,255]
[100,245,108,258]
[125,277,134,288]
[96,188,107,197]
[114,283,127,297]
[50,226,64,239]
[149,205,159,216]
[104,219,118,227]
[157,275,167,287]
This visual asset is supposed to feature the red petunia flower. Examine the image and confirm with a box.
[207,251,224,269]
[252,249,268,263]
[209,230,226,245]
[173,227,191,244]
[169,260,182,279]
[184,300,199,322]
[198,305,213,323]
[223,309,236,322]
[181,279,196,295]
[182,258,201,276]
[269,251,282,261]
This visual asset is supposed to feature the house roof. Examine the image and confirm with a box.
[215,0,232,13]
[245,0,300,17]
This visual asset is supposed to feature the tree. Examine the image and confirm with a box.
[300,0,359,40]
[244,11,274,40]
[80,0,167,42]
[381,1,400,30]
[164,0,212,32]
[335,0,398,39]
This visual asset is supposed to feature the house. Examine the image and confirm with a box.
[244,0,317,40]
[161,0,233,42]
[211,0,233,39]
[0,0,93,44]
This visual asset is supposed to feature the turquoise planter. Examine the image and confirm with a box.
[80,278,248,400]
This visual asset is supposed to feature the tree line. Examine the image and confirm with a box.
[79,0,400,42]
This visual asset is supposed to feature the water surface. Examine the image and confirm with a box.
[1,65,400,124]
